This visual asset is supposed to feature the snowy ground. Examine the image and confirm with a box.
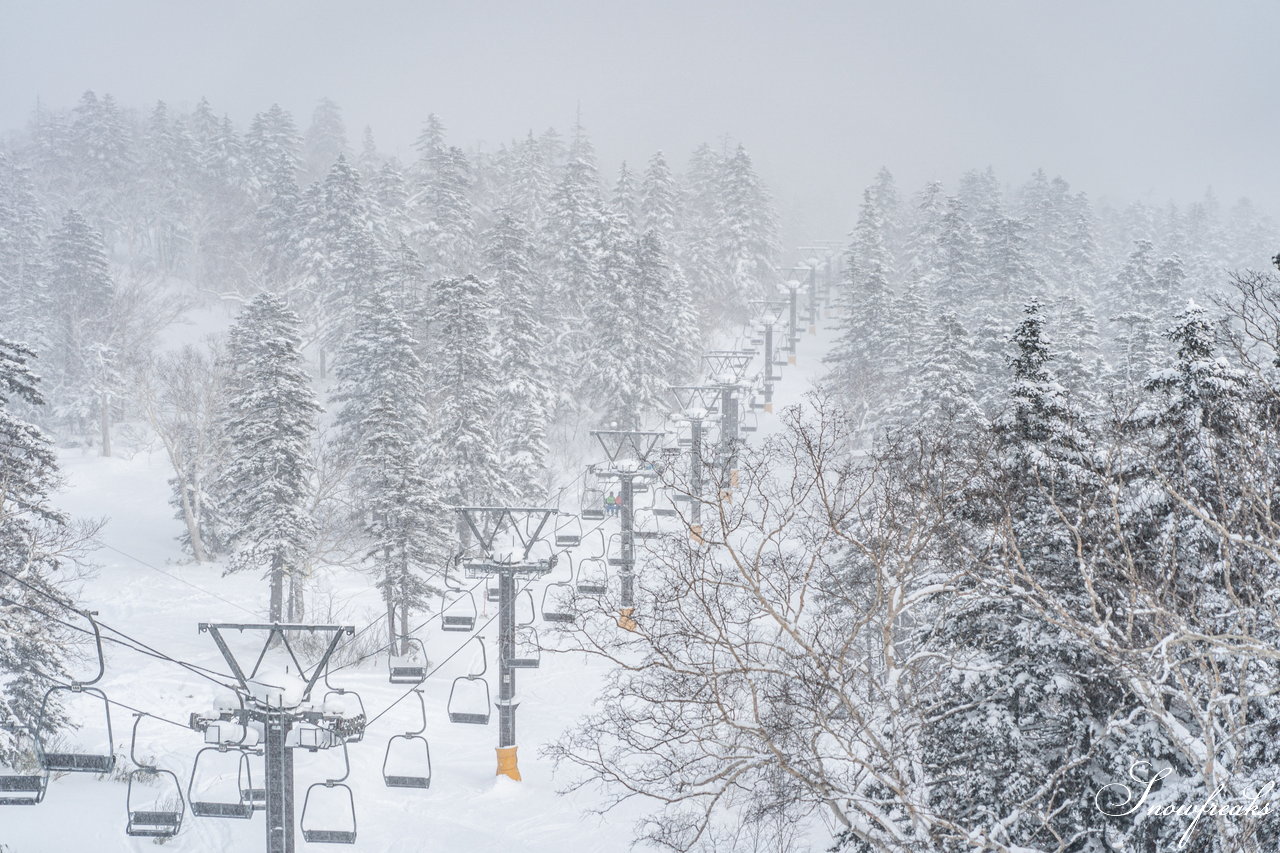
[2,321,836,853]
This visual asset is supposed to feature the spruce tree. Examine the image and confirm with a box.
[44,209,116,444]
[217,294,319,621]
[639,150,680,240]
[0,339,78,756]
[428,275,505,508]
[331,289,446,650]
[482,211,553,501]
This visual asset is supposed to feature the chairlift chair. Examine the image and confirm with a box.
[441,589,477,633]
[322,667,366,744]
[299,739,357,844]
[554,514,583,548]
[188,747,254,819]
[38,613,114,775]
[0,725,48,806]
[486,577,501,604]
[575,557,608,597]
[651,484,679,518]
[388,636,428,684]
[606,533,625,566]
[507,626,541,669]
[581,480,606,520]
[447,639,491,725]
[383,689,432,790]
[540,581,575,624]
[741,410,760,433]
[125,714,185,838]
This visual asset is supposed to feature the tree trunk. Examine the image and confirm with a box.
[179,480,208,563]
[269,552,284,623]
[99,391,112,457]
[385,584,397,655]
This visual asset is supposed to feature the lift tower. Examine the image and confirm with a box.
[590,429,665,629]
[195,622,356,853]
[748,300,788,411]
[455,506,557,781]
[668,384,723,541]
[701,350,754,497]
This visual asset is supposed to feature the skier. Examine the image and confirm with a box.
[606,491,617,516]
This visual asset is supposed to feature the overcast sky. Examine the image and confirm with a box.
[3,0,1277,248]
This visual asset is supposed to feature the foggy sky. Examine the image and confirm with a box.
[3,0,1277,248]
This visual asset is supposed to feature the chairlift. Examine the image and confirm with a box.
[741,409,760,433]
[240,748,267,812]
[383,689,432,790]
[651,484,679,518]
[299,739,357,844]
[0,725,48,805]
[540,581,575,624]
[38,613,114,775]
[606,533,625,566]
[581,486,606,521]
[321,669,367,745]
[388,636,428,684]
[441,589,477,633]
[575,558,608,597]
[517,589,537,626]
[507,626,541,669]
[188,746,254,819]
[125,714,185,838]
[486,577,501,604]
[554,514,582,548]
[447,639,491,725]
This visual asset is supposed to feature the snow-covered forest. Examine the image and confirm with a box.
[3,10,1280,852]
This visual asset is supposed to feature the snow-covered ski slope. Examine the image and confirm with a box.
[2,322,838,853]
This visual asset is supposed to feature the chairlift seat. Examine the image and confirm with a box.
[634,529,660,540]
[300,782,356,844]
[486,587,501,603]
[127,809,182,837]
[447,710,490,725]
[191,800,253,819]
[42,751,115,774]
[0,775,47,805]
[607,557,624,566]
[576,582,606,595]
[582,507,605,520]
[385,774,431,788]
[506,656,540,669]
[389,664,426,684]
[442,615,474,632]
[303,829,357,844]
[241,786,267,810]
[653,507,678,517]
[555,534,580,547]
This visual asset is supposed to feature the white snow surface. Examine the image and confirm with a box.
[2,325,836,853]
